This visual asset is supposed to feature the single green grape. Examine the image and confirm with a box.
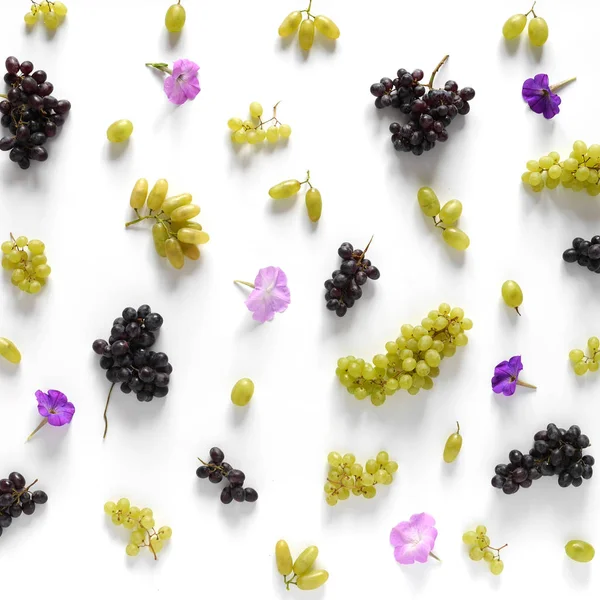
[483,550,494,562]
[569,349,584,363]
[443,422,463,463]
[126,543,140,557]
[293,546,318,575]
[24,12,37,25]
[501,280,523,313]
[565,540,595,563]
[305,188,322,222]
[275,540,293,575]
[266,126,279,143]
[589,337,600,351]
[130,178,148,209]
[314,15,340,39]
[278,11,302,36]
[249,102,263,118]
[171,204,200,222]
[147,179,169,211]
[574,361,589,376]
[362,486,376,498]
[150,538,163,553]
[231,378,254,406]
[439,199,463,225]
[298,19,315,51]
[462,531,477,545]
[54,2,68,17]
[130,530,145,545]
[502,13,526,39]
[28,239,45,255]
[165,238,185,269]
[44,11,59,29]
[176,227,206,245]
[476,525,487,535]
[469,547,484,561]
[297,570,329,590]
[528,17,548,47]
[490,559,504,575]
[269,179,301,199]
[107,119,133,143]
[442,227,470,251]
[278,124,292,138]
[325,494,337,506]
[165,3,186,32]
[417,186,441,217]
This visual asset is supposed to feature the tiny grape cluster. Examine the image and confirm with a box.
[278,2,340,51]
[1,234,50,294]
[324,451,397,506]
[462,526,506,576]
[228,101,291,146]
[563,236,600,275]
[196,447,258,505]
[417,188,469,251]
[275,540,329,591]
[269,170,322,222]
[521,141,600,195]
[502,2,548,46]
[569,337,600,376]
[0,472,47,539]
[92,305,172,438]
[324,240,379,317]
[24,1,68,30]
[104,498,172,560]
[370,55,475,156]
[492,424,594,493]
[125,179,209,269]
[336,304,472,404]
[165,1,185,32]
[1,57,71,169]
[0,337,21,364]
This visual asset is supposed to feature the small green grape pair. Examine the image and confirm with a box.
[269,171,322,223]
[569,337,600,376]
[502,2,548,47]
[417,187,469,251]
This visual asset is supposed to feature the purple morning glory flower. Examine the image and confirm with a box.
[28,389,75,440]
[390,513,440,565]
[234,267,291,323]
[492,356,536,396]
[522,74,576,120]
[146,59,201,105]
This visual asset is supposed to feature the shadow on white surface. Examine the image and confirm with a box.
[562,557,592,587]
[501,36,521,56]
[164,30,182,50]
[268,195,298,214]
[527,43,544,64]
[229,404,250,427]
[107,140,130,161]
[0,359,20,376]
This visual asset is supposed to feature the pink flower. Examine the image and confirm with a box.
[164,59,200,105]
[235,267,291,323]
[390,513,439,565]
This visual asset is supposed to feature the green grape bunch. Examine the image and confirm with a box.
[569,337,600,376]
[1,234,50,295]
[125,178,209,269]
[336,304,472,405]
[417,187,469,251]
[324,451,398,506]
[522,141,600,195]
[278,1,340,52]
[104,498,172,560]
[502,2,548,47]
[228,101,292,146]
[462,525,507,575]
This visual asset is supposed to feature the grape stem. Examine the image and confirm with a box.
[12,478,38,501]
[197,457,230,475]
[526,1,537,17]
[427,55,449,89]
[245,102,283,132]
[26,417,48,441]
[233,280,255,289]
[299,170,313,189]
[284,574,299,590]
[103,382,116,439]
[550,77,576,93]
[432,216,446,230]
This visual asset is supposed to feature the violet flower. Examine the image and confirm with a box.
[492,355,536,396]
[146,59,200,105]
[522,74,576,119]
[234,267,291,323]
[390,513,440,565]
[28,389,75,441]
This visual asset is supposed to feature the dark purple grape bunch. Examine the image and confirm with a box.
[92,305,172,438]
[563,236,600,274]
[492,424,594,495]
[369,56,475,156]
[0,472,47,538]
[196,447,258,505]
[0,56,71,169]
[324,239,380,317]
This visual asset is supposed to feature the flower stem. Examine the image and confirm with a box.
[428,55,449,89]
[429,551,442,562]
[234,280,255,289]
[550,77,576,92]
[26,418,48,441]
[516,380,536,390]
[145,62,172,75]
[103,382,116,439]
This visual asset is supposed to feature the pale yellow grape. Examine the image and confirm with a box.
[170,204,200,222]
[147,179,168,211]
[107,119,133,143]
[328,452,342,467]
[371,392,385,406]
[564,157,578,171]
[350,463,363,477]
[123,516,137,529]
[573,140,587,155]
[266,126,279,143]
[176,228,207,245]
[293,546,318,575]
[565,540,595,563]
[103,501,117,515]
[398,374,412,389]
[548,165,562,179]
[15,236,27,247]
[376,451,389,464]
[130,530,145,545]
[439,199,462,225]
[126,543,140,557]
[165,3,186,32]
[325,495,337,506]
[413,325,427,338]
[418,335,433,351]
[366,459,378,474]
[375,469,387,484]
[363,486,376,498]
[130,178,148,209]
[35,264,51,278]
[18,281,29,292]
[402,357,416,371]
[442,228,470,250]
[455,333,468,346]
[443,424,462,463]
[278,124,292,138]
[40,1,50,12]
[588,170,598,183]
[249,102,263,118]
[29,281,42,294]
[11,270,25,285]
[278,11,302,36]
[589,337,600,351]
[343,453,355,465]
[589,144,600,160]
[490,559,504,575]
[432,340,445,352]
[314,15,340,39]
[521,172,531,184]
[501,280,523,311]
[24,12,37,25]
[502,13,526,39]
[469,547,484,561]
[150,538,163,553]
[255,129,266,143]
[53,2,68,17]
[527,160,540,172]
[233,130,247,144]
[299,19,315,50]
[44,11,59,29]
[305,188,322,222]
[269,180,300,199]
[297,569,329,590]
[546,176,559,190]
[228,117,243,131]
[32,255,46,267]
[28,239,45,255]
[415,361,430,377]
[462,531,477,545]
[483,550,494,562]
[117,498,130,512]
[589,361,599,372]
[152,223,168,257]
[1,241,12,254]
[275,540,293,575]
[574,361,588,376]
[528,17,548,46]
[231,378,254,406]
[539,156,554,170]
[528,172,542,186]
[417,186,440,217]
[576,167,590,182]
[111,512,123,526]
[373,354,388,368]
[425,349,441,367]
[165,238,185,269]
[385,461,398,474]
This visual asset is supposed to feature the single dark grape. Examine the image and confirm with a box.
[144,313,164,331]
[491,475,505,488]
[139,366,156,383]
[208,470,223,484]
[196,466,210,479]
[21,502,35,515]
[232,487,245,502]
[577,434,590,448]
[370,83,385,97]
[0,494,13,507]
[9,504,22,518]
[502,481,519,494]
[509,450,523,465]
[228,469,246,486]
[9,472,25,489]
[244,488,258,502]
[220,487,233,504]
[210,447,224,464]
[0,513,11,527]
[55,99,71,114]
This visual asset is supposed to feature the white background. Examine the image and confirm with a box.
[0,0,599,596]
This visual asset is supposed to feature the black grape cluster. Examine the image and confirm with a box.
[196,447,259,505]
[370,66,475,156]
[0,472,47,538]
[562,236,600,273]
[492,424,594,494]
[93,305,172,403]
[324,242,380,317]
[0,56,71,169]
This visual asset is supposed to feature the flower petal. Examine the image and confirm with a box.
[528,95,549,114]
[177,59,200,79]
[390,523,411,546]
[35,390,50,409]
[47,402,75,427]
[393,544,416,565]
[47,389,68,406]
[183,78,201,101]
[533,73,550,90]
[507,356,523,377]
[245,291,275,323]
[409,512,436,532]
[164,76,187,105]
[254,266,280,291]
